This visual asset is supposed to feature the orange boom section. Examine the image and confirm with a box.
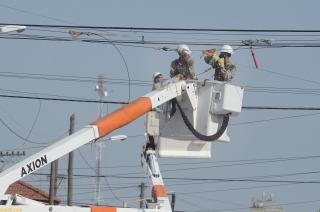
[89,206,117,212]
[92,97,152,137]
[152,185,168,200]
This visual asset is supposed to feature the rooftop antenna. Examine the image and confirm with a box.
[94,75,107,205]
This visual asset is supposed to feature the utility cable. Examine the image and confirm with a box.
[77,149,123,204]
[0,115,50,145]
[69,31,131,102]
[3,23,320,33]
[0,94,128,104]
[0,4,76,25]
[25,98,42,142]
[231,112,320,126]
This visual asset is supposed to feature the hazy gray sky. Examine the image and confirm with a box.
[1,1,320,211]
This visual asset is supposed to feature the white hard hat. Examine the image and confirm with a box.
[177,44,192,55]
[221,45,234,55]
[153,72,162,79]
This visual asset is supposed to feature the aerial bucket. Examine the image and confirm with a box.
[146,80,244,159]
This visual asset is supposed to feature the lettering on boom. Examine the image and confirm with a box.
[20,155,48,177]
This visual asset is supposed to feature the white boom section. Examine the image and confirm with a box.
[0,206,170,212]
[142,149,172,211]
[0,80,186,196]
[0,126,99,195]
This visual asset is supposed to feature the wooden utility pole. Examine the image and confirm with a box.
[49,159,58,205]
[67,114,75,206]
[139,182,145,208]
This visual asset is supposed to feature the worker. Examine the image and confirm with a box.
[152,72,163,90]
[203,45,236,82]
[170,44,196,80]
[145,72,164,153]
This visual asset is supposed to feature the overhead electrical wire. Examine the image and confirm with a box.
[32,169,320,184]
[191,199,320,212]
[0,115,51,145]
[0,4,76,25]
[2,93,320,112]
[1,70,320,97]
[2,23,320,33]
[3,34,320,48]
[231,112,320,126]
[55,154,320,170]
[0,90,319,111]
[25,98,42,142]
[0,94,128,104]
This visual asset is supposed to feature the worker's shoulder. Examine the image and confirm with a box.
[171,58,180,65]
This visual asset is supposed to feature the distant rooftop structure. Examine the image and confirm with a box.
[6,181,60,205]
[250,192,283,212]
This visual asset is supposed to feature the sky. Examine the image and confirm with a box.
[0,0,320,211]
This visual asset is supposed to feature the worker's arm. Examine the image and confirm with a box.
[217,59,236,82]
[170,60,177,78]
[187,57,196,79]
[204,54,219,67]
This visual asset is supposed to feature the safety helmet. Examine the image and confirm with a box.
[177,44,192,55]
[221,45,234,55]
[153,72,162,79]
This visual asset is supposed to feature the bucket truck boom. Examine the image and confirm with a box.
[0,79,244,212]
[0,80,186,196]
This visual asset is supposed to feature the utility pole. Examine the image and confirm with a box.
[94,75,107,205]
[139,182,145,208]
[49,159,58,205]
[67,114,75,206]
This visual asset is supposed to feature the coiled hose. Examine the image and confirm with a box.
[172,98,229,141]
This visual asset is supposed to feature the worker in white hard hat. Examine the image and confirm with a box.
[203,45,236,82]
[152,72,163,90]
[170,44,196,80]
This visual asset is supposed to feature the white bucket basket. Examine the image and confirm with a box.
[145,80,244,159]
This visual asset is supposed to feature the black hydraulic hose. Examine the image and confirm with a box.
[172,98,229,141]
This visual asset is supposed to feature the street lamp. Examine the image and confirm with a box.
[108,134,128,141]
[95,134,128,143]
[68,29,131,101]
[0,25,26,33]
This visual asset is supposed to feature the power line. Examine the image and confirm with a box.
[0,4,75,25]
[192,199,320,212]
[0,94,128,104]
[231,112,320,126]
[1,93,320,111]
[55,154,320,170]
[242,106,320,110]
[2,23,320,33]
[32,171,320,184]
[1,70,320,96]
[0,115,48,145]
[4,33,320,48]
[239,64,320,86]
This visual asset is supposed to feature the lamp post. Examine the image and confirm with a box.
[94,75,107,205]
[93,133,127,205]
